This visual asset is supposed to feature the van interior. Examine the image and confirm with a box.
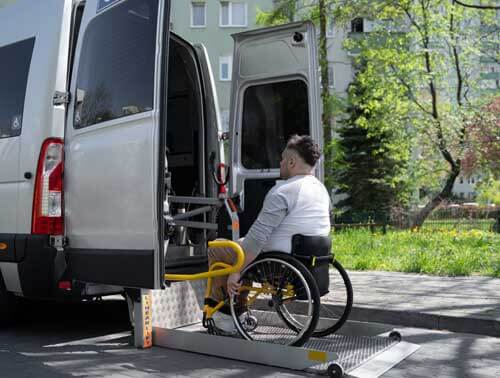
[167,36,204,198]
[164,35,215,262]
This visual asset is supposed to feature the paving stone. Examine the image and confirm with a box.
[323,270,500,336]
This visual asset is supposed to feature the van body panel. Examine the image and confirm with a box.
[66,248,155,288]
[0,140,20,233]
[227,22,322,235]
[228,21,323,203]
[0,234,56,296]
[65,115,157,250]
[64,0,168,289]
[0,0,73,234]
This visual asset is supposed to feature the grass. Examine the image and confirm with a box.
[332,228,500,278]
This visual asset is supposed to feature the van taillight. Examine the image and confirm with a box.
[32,138,64,235]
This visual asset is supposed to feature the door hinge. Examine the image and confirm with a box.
[53,91,71,106]
[50,235,68,249]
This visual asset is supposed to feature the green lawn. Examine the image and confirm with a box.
[332,228,500,278]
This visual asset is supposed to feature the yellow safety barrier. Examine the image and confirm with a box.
[164,240,244,282]
[164,240,245,323]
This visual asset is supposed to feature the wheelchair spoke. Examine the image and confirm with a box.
[229,254,320,347]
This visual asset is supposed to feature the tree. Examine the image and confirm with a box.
[332,0,499,226]
[462,97,500,177]
[257,0,336,192]
[476,178,500,205]
[333,63,412,215]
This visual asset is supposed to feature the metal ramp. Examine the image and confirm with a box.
[153,322,419,377]
[133,280,419,377]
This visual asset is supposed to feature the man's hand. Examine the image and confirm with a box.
[227,272,242,297]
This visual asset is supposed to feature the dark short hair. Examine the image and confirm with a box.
[286,135,321,166]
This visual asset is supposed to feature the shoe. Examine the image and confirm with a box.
[211,311,238,336]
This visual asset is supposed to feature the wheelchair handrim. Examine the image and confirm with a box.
[230,257,315,345]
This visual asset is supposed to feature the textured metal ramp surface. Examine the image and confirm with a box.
[149,284,420,376]
[153,322,420,377]
[151,280,205,329]
[303,334,397,373]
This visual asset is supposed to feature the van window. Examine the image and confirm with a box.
[241,80,309,169]
[0,38,35,139]
[74,0,158,128]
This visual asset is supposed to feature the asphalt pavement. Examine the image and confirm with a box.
[1,287,499,378]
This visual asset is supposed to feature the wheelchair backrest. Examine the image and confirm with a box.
[291,234,331,296]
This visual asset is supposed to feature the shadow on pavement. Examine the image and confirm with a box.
[1,298,310,377]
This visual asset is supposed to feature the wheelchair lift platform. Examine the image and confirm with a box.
[135,281,420,377]
[153,321,419,377]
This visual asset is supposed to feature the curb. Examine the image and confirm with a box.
[331,305,500,338]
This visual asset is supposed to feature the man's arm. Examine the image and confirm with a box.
[240,189,289,265]
[227,189,288,295]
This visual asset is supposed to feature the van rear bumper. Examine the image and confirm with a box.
[0,234,57,297]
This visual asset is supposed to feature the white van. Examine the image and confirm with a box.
[0,0,322,323]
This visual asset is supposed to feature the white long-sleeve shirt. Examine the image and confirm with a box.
[241,174,331,255]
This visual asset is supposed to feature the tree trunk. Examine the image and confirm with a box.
[411,163,461,228]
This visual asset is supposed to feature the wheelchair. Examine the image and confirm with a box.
[228,234,353,345]
[165,236,353,347]
[164,188,352,347]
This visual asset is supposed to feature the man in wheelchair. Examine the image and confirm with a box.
[208,135,331,336]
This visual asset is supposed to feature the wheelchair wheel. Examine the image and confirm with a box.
[313,260,353,337]
[230,252,320,347]
[275,259,353,338]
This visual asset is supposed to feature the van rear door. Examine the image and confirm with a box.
[228,21,322,235]
[192,43,224,197]
[64,0,169,289]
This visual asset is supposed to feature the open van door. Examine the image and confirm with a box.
[64,0,170,289]
[228,21,322,235]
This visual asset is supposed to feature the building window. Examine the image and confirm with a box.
[351,18,364,33]
[191,2,206,27]
[220,1,247,27]
[219,56,232,81]
[328,66,334,88]
[459,177,463,184]
[471,176,475,184]
[327,18,334,37]
[459,192,464,199]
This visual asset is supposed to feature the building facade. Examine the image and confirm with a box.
[1,0,496,202]
[171,0,272,131]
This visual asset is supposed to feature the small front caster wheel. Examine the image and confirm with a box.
[241,314,258,332]
[389,331,402,342]
[327,362,344,378]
